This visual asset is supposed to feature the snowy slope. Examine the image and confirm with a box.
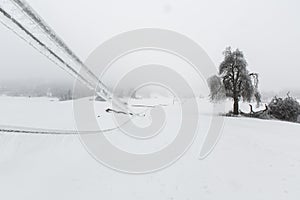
[0,96,300,200]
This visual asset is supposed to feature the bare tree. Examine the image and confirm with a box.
[218,47,258,114]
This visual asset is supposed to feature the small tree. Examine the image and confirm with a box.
[59,89,73,101]
[207,75,226,102]
[217,47,258,114]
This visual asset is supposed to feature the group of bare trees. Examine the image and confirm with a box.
[209,47,300,123]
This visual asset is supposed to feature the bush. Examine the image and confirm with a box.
[268,95,300,122]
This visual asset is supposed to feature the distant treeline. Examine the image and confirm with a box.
[0,80,91,100]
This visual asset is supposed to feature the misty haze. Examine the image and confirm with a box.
[0,0,300,200]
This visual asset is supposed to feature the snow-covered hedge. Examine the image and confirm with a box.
[268,96,300,122]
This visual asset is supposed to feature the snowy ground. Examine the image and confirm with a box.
[0,96,300,200]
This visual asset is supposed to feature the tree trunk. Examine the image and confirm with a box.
[233,98,239,115]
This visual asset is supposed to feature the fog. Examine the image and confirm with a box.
[0,0,299,92]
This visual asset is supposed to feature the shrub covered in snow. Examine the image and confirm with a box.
[268,95,300,122]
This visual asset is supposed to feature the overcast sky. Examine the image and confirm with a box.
[0,0,299,92]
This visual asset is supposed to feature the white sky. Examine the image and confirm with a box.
[0,0,299,91]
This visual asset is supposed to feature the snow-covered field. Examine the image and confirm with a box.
[0,96,300,200]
